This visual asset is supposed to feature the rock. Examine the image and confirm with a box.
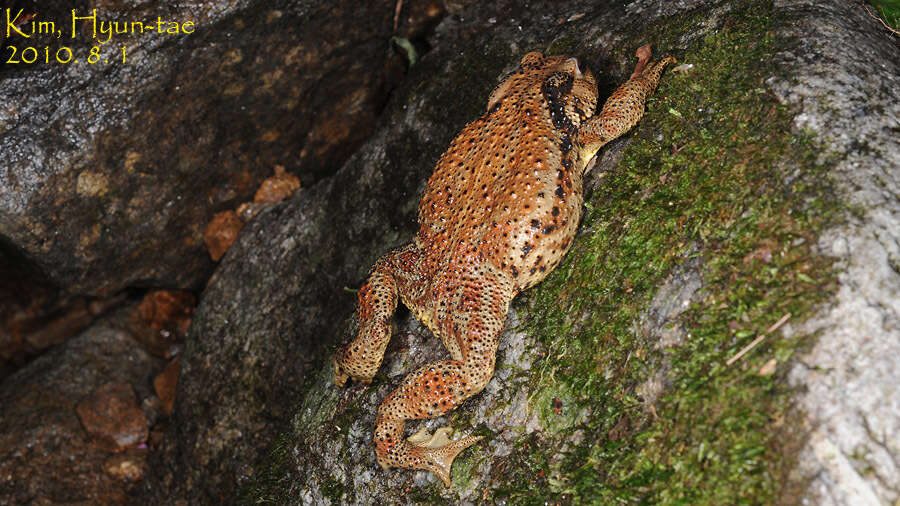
[129,290,195,358]
[23,300,95,351]
[0,313,164,504]
[0,246,127,380]
[141,0,717,502]
[0,248,58,377]
[153,357,181,416]
[203,211,245,262]
[137,0,900,504]
[758,358,777,376]
[76,382,149,451]
[253,166,302,204]
[236,166,303,222]
[0,0,401,296]
[104,451,148,483]
[135,291,195,340]
[768,1,900,504]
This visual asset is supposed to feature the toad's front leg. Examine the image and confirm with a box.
[374,265,513,487]
[579,45,676,164]
[334,244,422,386]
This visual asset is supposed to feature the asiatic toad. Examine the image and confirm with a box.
[334,45,675,487]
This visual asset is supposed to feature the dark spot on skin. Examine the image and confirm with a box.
[511,266,519,277]
[556,186,566,198]
[542,226,556,235]
[541,74,577,134]
[530,219,541,229]
[560,134,572,154]
[562,158,573,170]
[521,244,532,256]
[552,206,560,216]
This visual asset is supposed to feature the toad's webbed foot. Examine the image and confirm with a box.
[390,426,484,487]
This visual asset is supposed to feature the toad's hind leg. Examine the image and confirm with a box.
[334,243,423,386]
[579,45,676,164]
[374,263,514,487]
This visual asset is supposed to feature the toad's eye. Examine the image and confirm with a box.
[544,71,573,91]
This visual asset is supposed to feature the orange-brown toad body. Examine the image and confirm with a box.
[334,45,675,487]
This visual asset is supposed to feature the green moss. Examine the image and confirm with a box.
[491,3,840,503]
[237,432,293,505]
[320,475,346,503]
[870,0,900,30]
[534,382,586,435]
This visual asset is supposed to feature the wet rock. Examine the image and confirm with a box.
[0,0,401,296]
[76,382,149,451]
[0,312,164,505]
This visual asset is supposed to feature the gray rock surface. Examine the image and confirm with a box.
[769,1,900,504]
[0,310,164,505]
[0,0,398,296]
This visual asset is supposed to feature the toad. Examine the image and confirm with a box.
[334,45,675,487]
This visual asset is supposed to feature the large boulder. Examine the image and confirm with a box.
[771,0,900,503]
[0,0,398,296]
[144,0,900,504]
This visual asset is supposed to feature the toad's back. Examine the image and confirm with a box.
[416,55,593,291]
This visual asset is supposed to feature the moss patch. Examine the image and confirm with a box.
[870,0,900,30]
[488,3,839,503]
[238,432,294,505]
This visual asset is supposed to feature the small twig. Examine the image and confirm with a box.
[863,2,899,37]
[393,0,404,33]
[726,312,792,366]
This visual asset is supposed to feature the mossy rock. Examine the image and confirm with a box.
[147,0,900,504]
